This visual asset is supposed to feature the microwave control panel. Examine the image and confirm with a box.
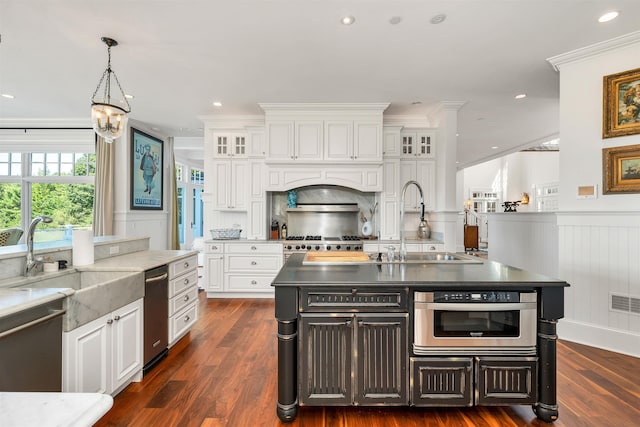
[433,291,520,303]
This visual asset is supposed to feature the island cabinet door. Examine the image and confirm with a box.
[410,358,473,407]
[298,314,353,405]
[355,313,408,405]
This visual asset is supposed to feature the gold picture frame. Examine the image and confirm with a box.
[603,67,640,139]
[603,143,640,194]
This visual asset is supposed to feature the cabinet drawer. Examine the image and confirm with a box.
[300,287,409,312]
[169,270,198,297]
[169,302,198,343]
[169,286,198,315]
[226,255,281,271]
[225,242,282,254]
[226,274,275,292]
[205,243,224,253]
[170,255,198,278]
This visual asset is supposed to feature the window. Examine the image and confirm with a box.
[0,150,95,242]
[190,168,204,185]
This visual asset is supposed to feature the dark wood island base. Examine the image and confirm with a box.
[273,255,568,424]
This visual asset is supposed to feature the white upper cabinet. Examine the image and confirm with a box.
[266,120,323,162]
[247,127,266,158]
[383,126,402,157]
[296,120,324,161]
[400,159,435,211]
[212,132,248,158]
[324,120,382,162]
[261,103,388,164]
[400,129,436,159]
[211,160,248,210]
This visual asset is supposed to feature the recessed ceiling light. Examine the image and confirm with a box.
[213,101,222,107]
[341,16,355,25]
[514,93,527,99]
[411,101,422,105]
[151,127,160,131]
[598,11,619,23]
[456,133,459,137]
[491,146,499,150]
[124,94,134,99]
[430,14,446,24]
[389,16,402,25]
[1,93,15,99]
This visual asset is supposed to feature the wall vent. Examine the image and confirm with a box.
[610,293,640,315]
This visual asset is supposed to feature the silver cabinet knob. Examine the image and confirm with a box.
[184,315,190,322]
[184,295,189,301]
[251,261,257,265]
[184,278,189,284]
[251,245,257,250]
[251,280,257,285]
[114,315,120,321]
[107,319,113,325]
[184,261,190,268]
[211,245,218,250]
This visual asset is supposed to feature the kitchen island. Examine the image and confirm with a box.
[272,253,568,423]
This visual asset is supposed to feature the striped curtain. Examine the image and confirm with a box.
[93,135,114,236]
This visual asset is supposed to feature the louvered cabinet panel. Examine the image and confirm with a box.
[410,357,473,406]
[356,314,408,404]
[475,357,538,405]
[299,315,353,405]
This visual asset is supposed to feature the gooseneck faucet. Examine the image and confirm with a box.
[25,215,53,276]
[399,181,424,262]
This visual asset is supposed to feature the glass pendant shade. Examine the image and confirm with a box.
[91,102,128,142]
[90,37,131,143]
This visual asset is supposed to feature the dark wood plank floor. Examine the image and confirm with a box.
[96,292,640,427]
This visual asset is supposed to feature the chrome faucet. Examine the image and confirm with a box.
[25,215,53,276]
[399,180,424,261]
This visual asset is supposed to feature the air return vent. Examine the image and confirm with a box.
[610,293,640,315]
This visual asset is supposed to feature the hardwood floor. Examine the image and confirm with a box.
[96,293,640,427]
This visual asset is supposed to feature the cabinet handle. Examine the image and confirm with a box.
[184,261,190,268]
[184,295,190,301]
[107,319,113,325]
[184,315,190,322]
[291,155,294,159]
[251,280,257,285]
[251,261,257,265]
[184,278,190,284]
[114,315,120,321]
[251,245,257,250]
[211,245,218,250]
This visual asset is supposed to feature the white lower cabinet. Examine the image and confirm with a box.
[204,241,283,297]
[168,256,199,347]
[63,298,143,395]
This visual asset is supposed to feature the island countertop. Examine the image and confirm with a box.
[272,253,568,288]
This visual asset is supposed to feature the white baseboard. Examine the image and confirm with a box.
[558,318,640,358]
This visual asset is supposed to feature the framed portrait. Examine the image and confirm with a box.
[603,143,640,194]
[603,67,640,139]
[130,128,164,210]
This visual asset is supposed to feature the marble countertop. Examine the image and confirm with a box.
[0,392,113,427]
[0,287,70,319]
[84,249,197,271]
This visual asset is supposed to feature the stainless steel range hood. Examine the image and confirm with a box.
[286,203,359,237]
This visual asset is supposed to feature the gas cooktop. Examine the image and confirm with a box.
[283,235,363,252]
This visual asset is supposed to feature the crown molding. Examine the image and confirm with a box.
[547,31,640,71]
[383,115,432,128]
[258,102,390,113]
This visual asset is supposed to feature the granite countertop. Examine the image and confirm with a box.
[0,392,113,427]
[272,253,568,288]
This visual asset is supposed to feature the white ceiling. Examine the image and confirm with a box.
[1,1,639,167]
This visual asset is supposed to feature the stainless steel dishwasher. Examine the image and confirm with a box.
[0,296,65,391]
[143,265,169,375]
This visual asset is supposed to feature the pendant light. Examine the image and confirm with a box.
[90,37,131,142]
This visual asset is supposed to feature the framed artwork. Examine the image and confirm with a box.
[130,128,164,210]
[603,67,640,138]
[603,143,640,194]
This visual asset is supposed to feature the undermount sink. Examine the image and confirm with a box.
[14,269,144,331]
[382,252,483,264]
